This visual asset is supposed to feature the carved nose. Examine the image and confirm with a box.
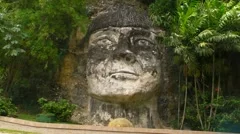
[116,50,136,63]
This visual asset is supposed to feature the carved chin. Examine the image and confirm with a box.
[87,72,159,103]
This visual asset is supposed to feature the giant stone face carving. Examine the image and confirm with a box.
[86,3,162,103]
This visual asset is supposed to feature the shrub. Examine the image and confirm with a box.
[38,98,76,122]
[0,89,17,116]
[212,97,240,133]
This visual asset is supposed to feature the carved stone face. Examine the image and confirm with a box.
[86,27,161,103]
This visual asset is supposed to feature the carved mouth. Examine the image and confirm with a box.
[109,71,139,80]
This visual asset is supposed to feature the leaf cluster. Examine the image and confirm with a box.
[0,0,89,102]
[212,96,240,132]
[0,89,17,116]
[151,0,240,76]
[38,98,77,122]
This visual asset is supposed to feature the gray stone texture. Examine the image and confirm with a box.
[58,1,178,128]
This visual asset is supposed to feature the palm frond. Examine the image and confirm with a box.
[207,32,240,43]
[164,33,182,47]
[192,29,216,43]
[178,1,199,35]
[218,2,240,30]
[195,42,214,57]
[225,0,238,8]
[183,49,196,64]
[174,45,187,55]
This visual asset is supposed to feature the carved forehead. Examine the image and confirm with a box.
[89,27,157,40]
[92,27,157,34]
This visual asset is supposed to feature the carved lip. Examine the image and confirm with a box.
[109,71,138,76]
[109,70,139,80]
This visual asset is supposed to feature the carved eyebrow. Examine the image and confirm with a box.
[130,31,157,43]
[90,30,119,44]
[133,36,154,43]
[91,34,117,43]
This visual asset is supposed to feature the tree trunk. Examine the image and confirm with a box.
[201,71,207,129]
[180,74,188,129]
[4,61,17,95]
[177,69,181,128]
[213,74,221,120]
[208,54,215,130]
[194,77,204,130]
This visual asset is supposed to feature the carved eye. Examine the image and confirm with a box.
[136,39,149,46]
[96,38,113,46]
[92,38,116,50]
[134,39,154,49]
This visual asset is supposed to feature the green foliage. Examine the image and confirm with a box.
[185,95,240,132]
[212,96,240,133]
[0,89,17,116]
[9,0,88,62]
[0,7,25,60]
[151,0,240,66]
[219,2,240,31]
[0,0,89,103]
[150,0,240,131]
[149,0,178,31]
[38,98,76,122]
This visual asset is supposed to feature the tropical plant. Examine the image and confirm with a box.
[38,98,76,122]
[0,89,17,116]
[150,0,240,131]
[212,96,240,133]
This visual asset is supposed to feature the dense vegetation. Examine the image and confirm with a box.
[0,0,88,106]
[0,0,239,132]
[150,0,240,132]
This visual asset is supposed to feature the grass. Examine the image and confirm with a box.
[17,113,36,121]
[16,112,78,124]
[0,128,38,134]
[15,104,78,124]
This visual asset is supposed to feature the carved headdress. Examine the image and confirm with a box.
[87,2,153,35]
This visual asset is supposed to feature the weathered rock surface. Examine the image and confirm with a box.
[58,0,178,128]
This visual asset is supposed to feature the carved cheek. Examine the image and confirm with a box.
[87,32,120,65]
[87,45,110,76]
[136,51,160,73]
